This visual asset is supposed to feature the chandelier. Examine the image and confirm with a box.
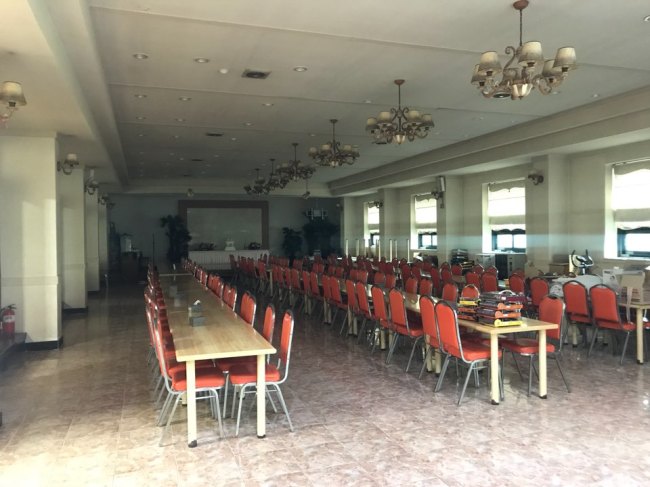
[308,119,359,167]
[243,168,268,196]
[366,80,433,145]
[0,81,27,125]
[279,143,315,181]
[471,0,577,100]
[263,159,288,193]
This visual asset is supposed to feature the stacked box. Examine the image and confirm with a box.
[477,291,525,327]
[457,296,479,321]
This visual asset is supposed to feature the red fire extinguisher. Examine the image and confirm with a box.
[1,305,16,337]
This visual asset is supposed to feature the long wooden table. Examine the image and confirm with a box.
[403,292,557,405]
[160,275,276,446]
[623,301,650,364]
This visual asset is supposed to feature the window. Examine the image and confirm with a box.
[613,161,650,257]
[366,202,380,247]
[487,181,526,252]
[413,195,437,249]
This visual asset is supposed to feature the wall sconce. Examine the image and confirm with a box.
[528,171,544,185]
[0,81,27,125]
[57,153,80,175]
[85,169,99,195]
[368,200,383,209]
[431,175,446,209]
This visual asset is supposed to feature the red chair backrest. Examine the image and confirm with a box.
[345,279,358,311]
[472,264,484,274]
[480,272,498,293]
[460,284,480,299]
[405,277,419,294]
[370,285,388,321]
[441,268,453,284]
[310,271,321,298]
[420,295,439,348]
[262,305,275,342]
[529,277,549,306]
[538,295,564,341]
[349,269,358,282]
[465,271,481,288]
[451,264,463,276]
[509,274,526,294]
[302,270,311,295]
[419,278,433,296]
[335,266,345,278]
[240,291,256,325]
[429,267,441,294]
[374,271,386,286]
[512,268,525,278]
[357,270,369,284]
[278,310,295,370]
[330,277,343,305]
[354,282,369,316]
[435,300,462,359]
[385,273,397,289]
[411,266,422,280]
[590,285,623,325]
[440,262,450,270]
[485,266,499,277]
[291,268,301,290]
[441,282,458,302]
[388,288,408,328]
[400,265,412,280]
[321,275,332,300]
[563,281,590,318]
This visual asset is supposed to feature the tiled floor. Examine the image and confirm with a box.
[1,282,649,486]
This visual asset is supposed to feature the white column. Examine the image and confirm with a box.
[85,188,100,292]
[98,200,108,282]
[58,167,87,309]
[436,176,464,263]
[0,136,62,343]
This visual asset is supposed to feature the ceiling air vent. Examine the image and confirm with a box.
[191,158,204,162]
[205,132,223,137]
[242,69,271,79]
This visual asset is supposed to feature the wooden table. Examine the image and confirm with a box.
[403,293,558,404]
[160,275,276,446]
[621,301,650,364]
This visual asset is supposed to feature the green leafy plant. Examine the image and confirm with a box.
[302,217,339,257]
[281,227,303,263]
[160,215,191,263]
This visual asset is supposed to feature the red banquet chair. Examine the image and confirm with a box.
[386,288,424,372]
[441,282,458,303]
[500,295,571,395]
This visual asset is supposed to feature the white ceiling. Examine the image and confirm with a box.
[4,0,650,194]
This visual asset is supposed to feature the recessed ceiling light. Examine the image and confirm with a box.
[138,151,144,154]
[243,122,253,127]
[550,90,561,95]
[206,163,212,167]
[293,66,308,72]
[169,152,175,156]
[138,133,145,137]
[173,135,180,139]
[433,131,440,135]
[309,133,316,137]
[179,96,192,102]
[136,116,146,120]
[363,99,372,104]
[175,118,186,122]
[194,57,210,63]
[592,93,601,98]
[231,137,237,141]
[213,154,219,158]
[133,53,149,60]
[262,102,274,107]
[134,93,147,99]
[219,68,229,74]
[179,157,185,161]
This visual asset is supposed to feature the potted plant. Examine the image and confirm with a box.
[281,227,302,264]
[302,216,339,258]
[160,215,192,264]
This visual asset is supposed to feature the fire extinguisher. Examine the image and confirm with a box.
[1,305,16,337]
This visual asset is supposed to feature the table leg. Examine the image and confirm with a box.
[434,349,442,374]
[186,359,197,447]
[490,335,499,405]
[256,354,266,438]
[636,310,644,364]
[539,330,548,399]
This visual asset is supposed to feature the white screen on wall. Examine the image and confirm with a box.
[187,208,263,250]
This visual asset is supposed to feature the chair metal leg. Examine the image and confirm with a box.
[435,355,451,393]
[620,331,631,365]
[231,384,239,419]
[157,393,173,426]
[385,333,399,365]
[159,394,181,446]
[235,385,249,437]
[458,362,475,406]
[510,351,524,380]
[405,336,423,373]
[273,384,294,432]
[222,374,230,418]
[527,356,533,397]
[266,389,278,413]
[418,347,432,379]
[339,311,349,336]
[356,318,368,344]
[213,390,224,438]
[588,326,599,357]
[553,355,571,392]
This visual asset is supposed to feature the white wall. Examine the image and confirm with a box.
[108,194,341,264]
[0,136,61,343]
[343,139,650,272]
